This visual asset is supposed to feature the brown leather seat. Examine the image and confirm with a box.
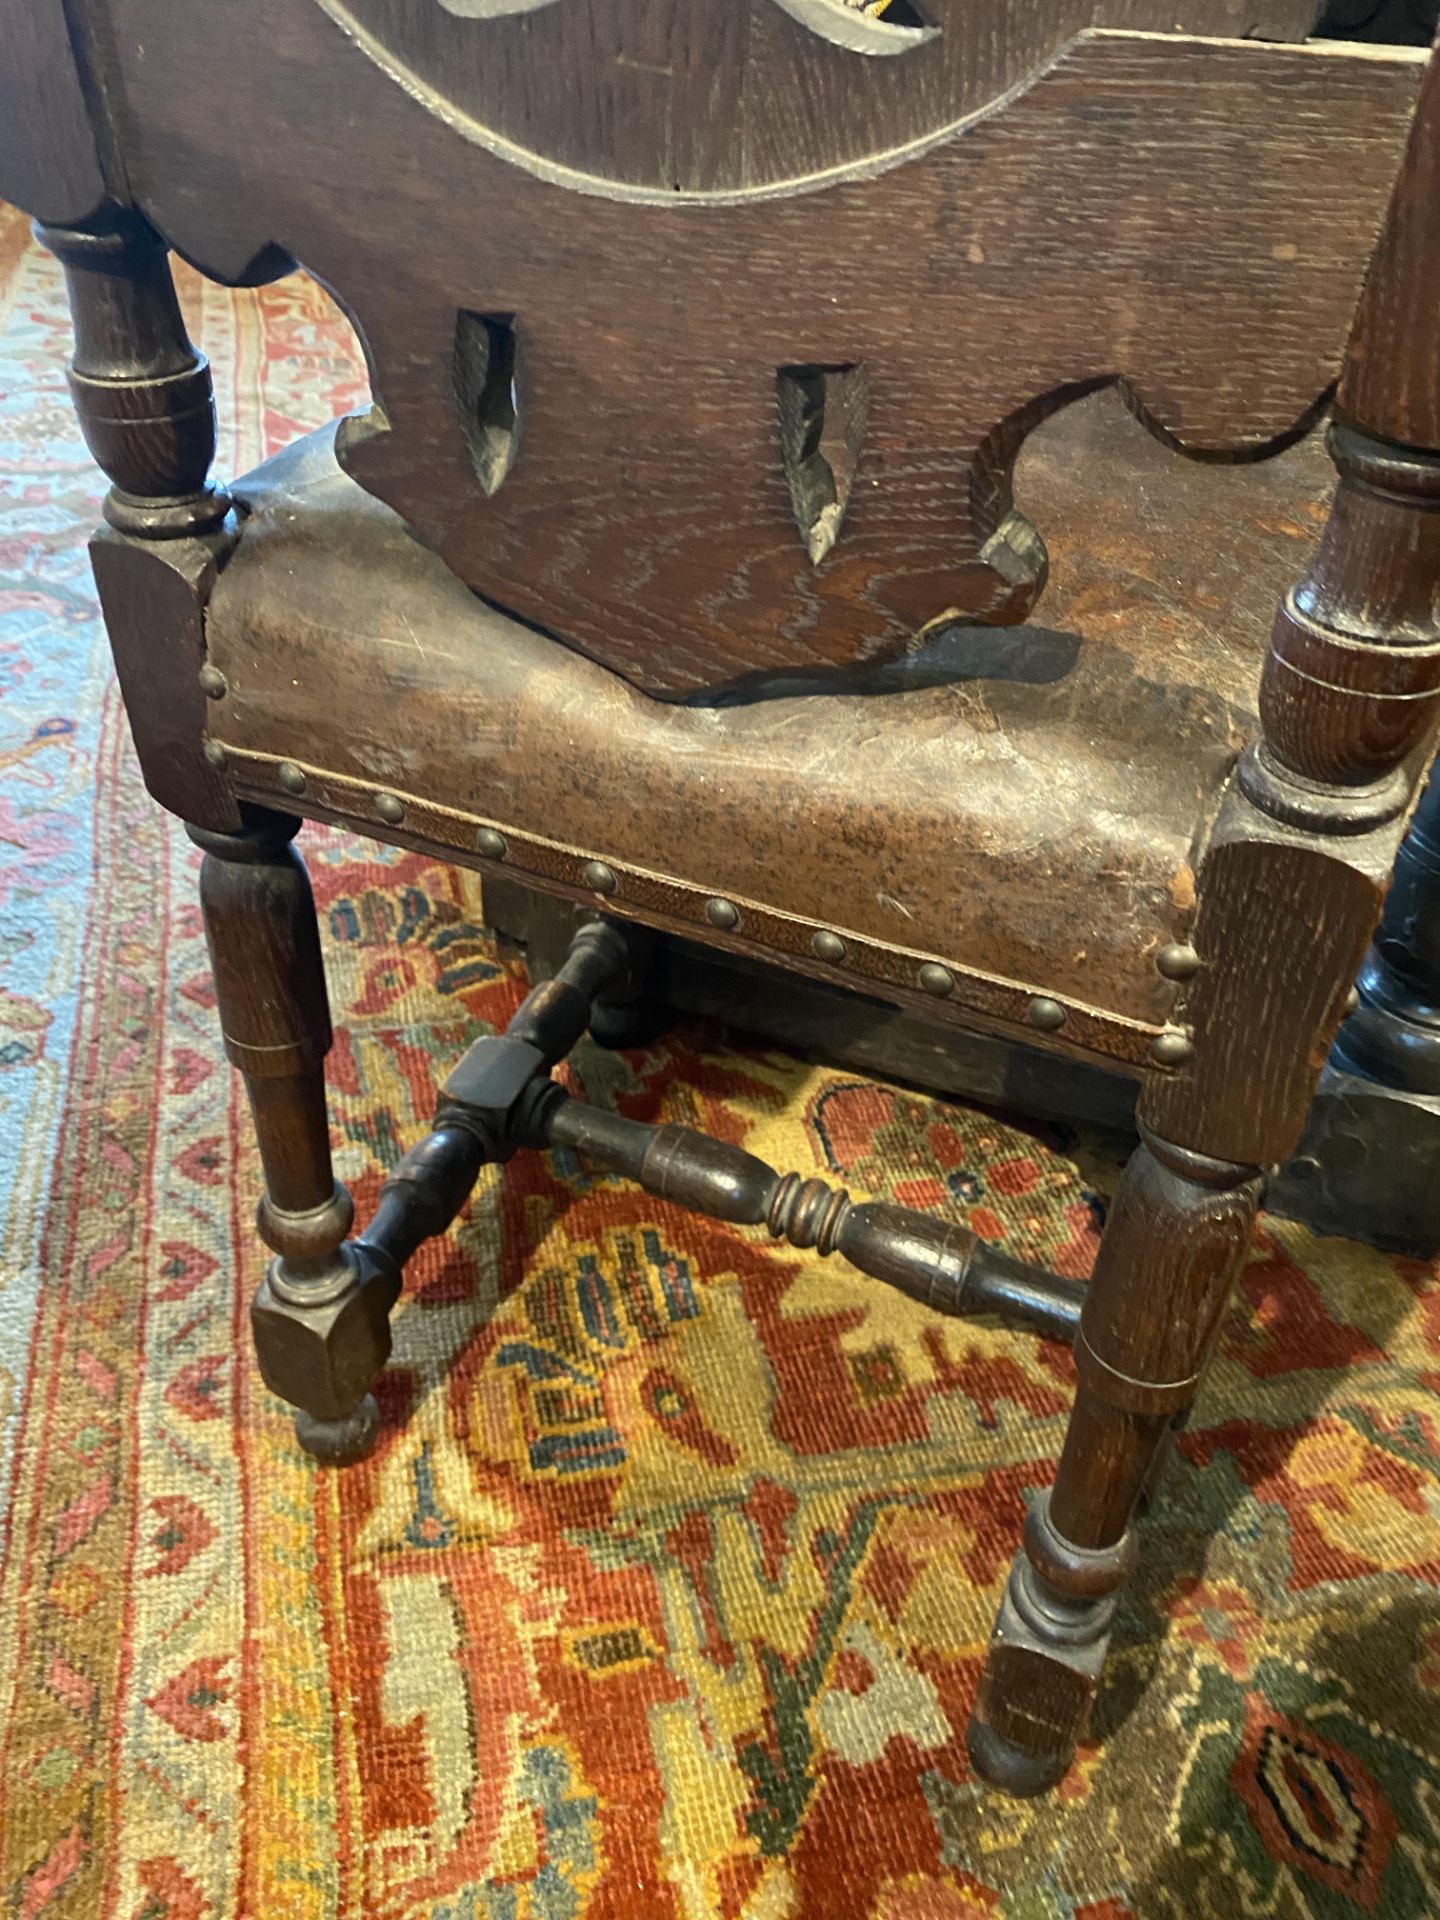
[207,387,1331,1071]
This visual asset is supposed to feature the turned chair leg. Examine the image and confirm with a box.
[967,1123,1262,1794]
[190,804,399,1464]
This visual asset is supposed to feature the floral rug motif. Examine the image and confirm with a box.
[1,204,1438,1919]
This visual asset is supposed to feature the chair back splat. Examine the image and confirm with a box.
[5,0,1426,699]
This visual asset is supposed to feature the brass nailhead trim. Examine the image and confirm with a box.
[811,929,847,965]
[198,664,228,700]
[1155,943,1201,982]
[1150,1029,1194,1068]
[202,738,229,771]
[216,749,1167,1071]
[375,791,405,825]
[705,897,741,932]
[1027,995,1066,1032]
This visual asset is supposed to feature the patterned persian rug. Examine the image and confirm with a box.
[1,201,1439,1920]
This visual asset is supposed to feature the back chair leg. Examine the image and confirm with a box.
[967,1123,1262,1794]
[191,804,399,1464]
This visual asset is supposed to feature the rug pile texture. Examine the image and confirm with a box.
[1,204,1438,1919]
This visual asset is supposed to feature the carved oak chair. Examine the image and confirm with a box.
[6,0,1439,1797]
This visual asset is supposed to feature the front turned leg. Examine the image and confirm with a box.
[190,805,398,1464]
[968,1126,1261,1794]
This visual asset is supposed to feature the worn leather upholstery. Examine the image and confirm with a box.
[204,388,1332,1060]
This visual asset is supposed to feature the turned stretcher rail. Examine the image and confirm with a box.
[356,917,637,1269]
[352,916,1083,1346]
[532,1092,1085,1344]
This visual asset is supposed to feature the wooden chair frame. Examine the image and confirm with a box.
[7,0,1439,1795]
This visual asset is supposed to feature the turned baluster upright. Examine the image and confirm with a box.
[41,209,402,1463]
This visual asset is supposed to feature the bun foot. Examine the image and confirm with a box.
[966,1716,1071,1798]
[294,1393,381,1466]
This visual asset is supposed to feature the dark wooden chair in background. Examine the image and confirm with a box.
[4,0,1438,1796]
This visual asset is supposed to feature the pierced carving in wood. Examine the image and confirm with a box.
[434,0,941,50]
[454,310,519,495]
[776,364,868,565]
[435,0,557,15]
[764,0,940,54]
[100,0,1420,696]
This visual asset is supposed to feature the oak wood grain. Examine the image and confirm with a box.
[94,7,1423,693]
[0,0,109,225]
[320,0,1322,198]
[1139,794,1398,1163]
[90,531,243,831]
[1339,28,1440,445]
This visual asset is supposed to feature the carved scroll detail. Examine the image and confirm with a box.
[436,0,559,14]
[315,0,1321,205]
[770,0,939,54]
[434,0,940,46]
